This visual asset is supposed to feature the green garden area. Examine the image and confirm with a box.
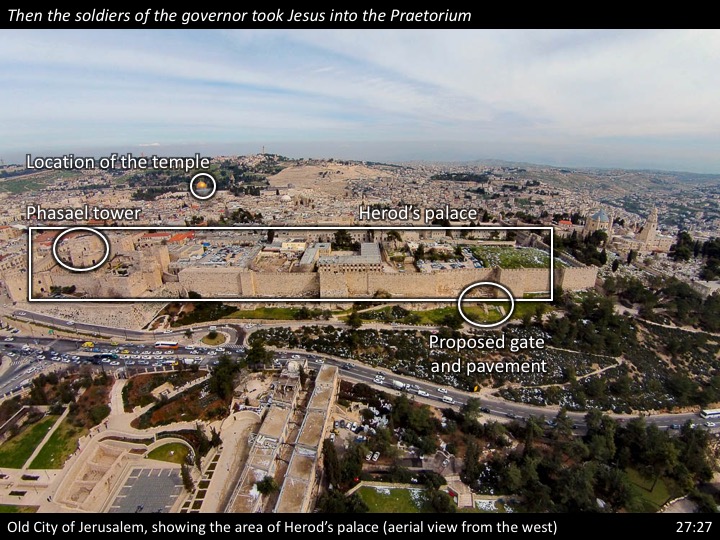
[470,246,554,269]
[0,505,37,513]
[228,307,298,319]
[625,468,675,512]
[356,486,426,513]
[132,381,228,429]
[201,331,226,346]
[29,420,85,469]
[23,371,113,470]
[123,371,206,411]
[147,442,190,465]
[0,415,58,468]
[355,301,548,328]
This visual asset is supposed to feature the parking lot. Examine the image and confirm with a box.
[108,467,183,513]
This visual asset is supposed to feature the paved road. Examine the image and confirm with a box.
[278,350,707,433]
[0,332,245,399]
[1,312,715,432]
[9,310,243,344]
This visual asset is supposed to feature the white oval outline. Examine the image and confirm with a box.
[189,172,217,201]
[51,227,111,273]
[456,281,516,329]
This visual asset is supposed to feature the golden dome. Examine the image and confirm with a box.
[195,180,208,189]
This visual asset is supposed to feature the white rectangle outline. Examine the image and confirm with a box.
[28,226,554,303]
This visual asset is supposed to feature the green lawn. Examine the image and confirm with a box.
[227,307,299,320]
[0,416,59,469]
[470,246,552,269]
[356,486,425,513]
[146,443,190,465]
[0,505,38,513]
[201,333,226,346]
[407,301,547,325]
[626,468,673,512]
[0,178,49,194]
[28,420,87,470]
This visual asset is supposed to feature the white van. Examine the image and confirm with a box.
[442,395,454,404]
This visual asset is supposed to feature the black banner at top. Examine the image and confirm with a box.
[0,7,692,29]
[4,7,476,29]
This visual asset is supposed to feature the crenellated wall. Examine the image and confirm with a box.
[178,267,242,297]
[557,265,598,291]
[253,273,319,297]
[28,260,596,300]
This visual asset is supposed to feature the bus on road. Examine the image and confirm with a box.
[699,408,720,419]
[155,341,179,349]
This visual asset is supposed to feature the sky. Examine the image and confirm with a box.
[1,29,719,173]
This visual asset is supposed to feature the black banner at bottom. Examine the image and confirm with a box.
[0,513,717,538]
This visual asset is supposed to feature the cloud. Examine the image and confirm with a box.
[0,29,719,171]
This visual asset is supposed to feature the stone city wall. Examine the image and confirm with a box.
[26,259,595,301]
[178,267,242,297]
[433,268,496,296]
[252,273,319,298]
[345,272,370,296]
[319,272,348,298]
[556,265,598,291]
[497,268,550,297]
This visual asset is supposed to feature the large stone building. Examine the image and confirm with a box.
[583,209,613,238]
[24,231,599,302]
[612,207,674,255]
[274,365,338,513]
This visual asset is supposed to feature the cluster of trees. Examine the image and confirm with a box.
[670,232,720,281]
[217,207,261,224]
[545,293,635,356]
[332,230,360,251]
[207,356,241,401]
[671,231,699,262]
[173,299,235,326]
[131,186,177,201]
[346,310,363,329]
[185,215,204,225]
[413,244,454,262]
[462,407,716,512]
[700,237,720,279]
[318,385,456,513]
[0,168,33,179]
[49,285,76,295]
[293,307,332,321]
[229,185,263,196]
[321,439,366,493]
[244,340,273,369]
[552,212,583,224]
[255,476,279,496]
[431,172,492,183]
[605,275,720,332]
[23,369,112,429]
[553,231,608,266]
[390,394,440,456]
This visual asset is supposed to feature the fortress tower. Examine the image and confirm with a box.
[636,207,658,246]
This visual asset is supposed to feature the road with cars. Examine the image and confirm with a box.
[0,333,245,398]
[8,309,245,344]
[1,312,716,434]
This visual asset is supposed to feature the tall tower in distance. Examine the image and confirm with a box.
[637,207,658,246]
